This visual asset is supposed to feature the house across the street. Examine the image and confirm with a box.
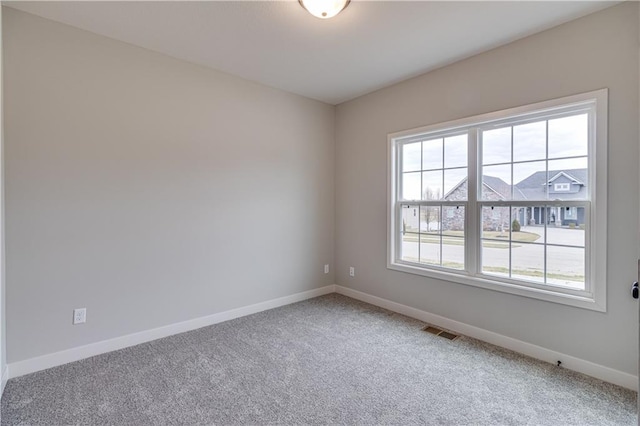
[441,168,587,231]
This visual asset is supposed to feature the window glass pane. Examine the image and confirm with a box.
[481,165,511,200]
[482,127,511,166]
[511,242,545,284]
[420,206,441,233]
[442,206,464,236]
[481,206,511,240]
[513,161,546,201]
[547,246,585,290]
[546,208,586,245]
[481,240,510,278]
[422,138,443,170]
[513,120,546,162]
[547,157,588,173]
[548,114,588,159]
[402,142,421,172]
[400,233,419,263]
[444,134,467,168]
[420,234,441,266]
[547,157,588,200]
[442,237,464,270]
[444,168,467,199]
[402,172,421,200]
[401,205,420,233]
[422,170,443,200]
[515,206,545,243]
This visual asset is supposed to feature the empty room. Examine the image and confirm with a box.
[0,0,638,424]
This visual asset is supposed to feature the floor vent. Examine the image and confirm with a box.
[422,325,458,340]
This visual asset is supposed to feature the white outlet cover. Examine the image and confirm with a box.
[349,267,355,277]
[324,264,330,274]
[73,308,87,325]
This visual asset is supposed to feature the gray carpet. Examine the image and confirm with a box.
[1,294,636,425]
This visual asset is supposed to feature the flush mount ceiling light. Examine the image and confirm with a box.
[299,0,350,19]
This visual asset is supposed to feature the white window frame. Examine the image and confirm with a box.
[387,89,607,311]
[554,183,570,192]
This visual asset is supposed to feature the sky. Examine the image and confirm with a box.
[402,113,588,200]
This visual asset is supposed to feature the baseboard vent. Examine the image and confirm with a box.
[423,325,458,340]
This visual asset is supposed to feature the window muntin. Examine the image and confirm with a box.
[388,90,607,311]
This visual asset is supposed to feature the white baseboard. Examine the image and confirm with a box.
[8,285,336,380]
[335,285,637,391]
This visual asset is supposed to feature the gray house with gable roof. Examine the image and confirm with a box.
[443,169,587,230]
[514,169,587,227]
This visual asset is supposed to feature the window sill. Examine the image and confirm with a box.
[387,261,605,312]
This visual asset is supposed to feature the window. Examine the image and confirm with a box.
[388,90,607,311]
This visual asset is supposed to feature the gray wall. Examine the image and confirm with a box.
[335,2,639,375]
[3,7,335,363]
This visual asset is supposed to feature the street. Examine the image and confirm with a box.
[401,226,585,289]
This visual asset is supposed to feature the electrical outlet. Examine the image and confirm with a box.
[324,264,330,274]
[73,308,86,325]
[349,267,355,277]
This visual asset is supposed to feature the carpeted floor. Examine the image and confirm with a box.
[1,293,637,425]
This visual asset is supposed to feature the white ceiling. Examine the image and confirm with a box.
[5,1,617,105]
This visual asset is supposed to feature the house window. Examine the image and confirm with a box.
[388,89,607,311]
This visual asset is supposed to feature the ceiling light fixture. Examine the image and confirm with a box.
[299,0,350,19]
